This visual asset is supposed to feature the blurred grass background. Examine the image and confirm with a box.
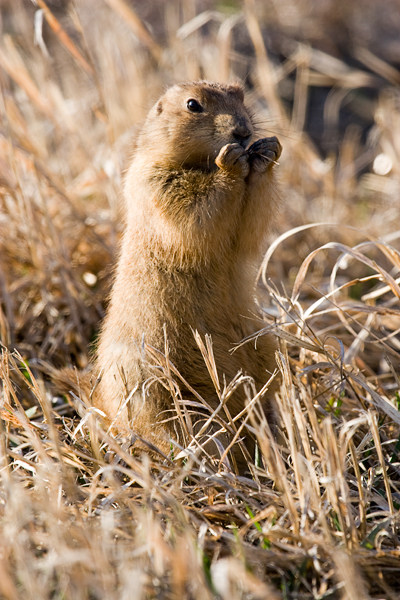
[0,1,399,598]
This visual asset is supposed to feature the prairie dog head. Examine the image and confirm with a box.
[140,81,254,170]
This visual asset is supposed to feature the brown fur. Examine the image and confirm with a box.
[93,81,282,461]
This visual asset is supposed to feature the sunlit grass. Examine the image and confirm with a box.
[0,1,399,598]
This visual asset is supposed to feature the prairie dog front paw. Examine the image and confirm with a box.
[247,136,282,174]
[215,143,250,178]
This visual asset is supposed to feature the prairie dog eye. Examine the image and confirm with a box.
[187,99,203,112]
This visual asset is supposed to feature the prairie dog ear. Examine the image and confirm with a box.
[156,100,163,114]
[228,83,244,102]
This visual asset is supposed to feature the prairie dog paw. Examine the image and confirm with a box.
[248,136,282,174]
[215,143,250,178]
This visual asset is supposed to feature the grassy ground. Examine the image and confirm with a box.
[0,1,400,598]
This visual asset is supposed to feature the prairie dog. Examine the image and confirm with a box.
[93,81,282,461]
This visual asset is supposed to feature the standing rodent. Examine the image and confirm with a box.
[93,81,282,465]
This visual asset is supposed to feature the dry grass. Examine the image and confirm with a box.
[0,1,400,598]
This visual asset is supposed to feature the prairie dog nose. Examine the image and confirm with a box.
[232,119,252,147]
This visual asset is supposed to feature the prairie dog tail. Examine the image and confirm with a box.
[40,362,93,405]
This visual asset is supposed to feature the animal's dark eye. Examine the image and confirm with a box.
[187,99,202,112]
